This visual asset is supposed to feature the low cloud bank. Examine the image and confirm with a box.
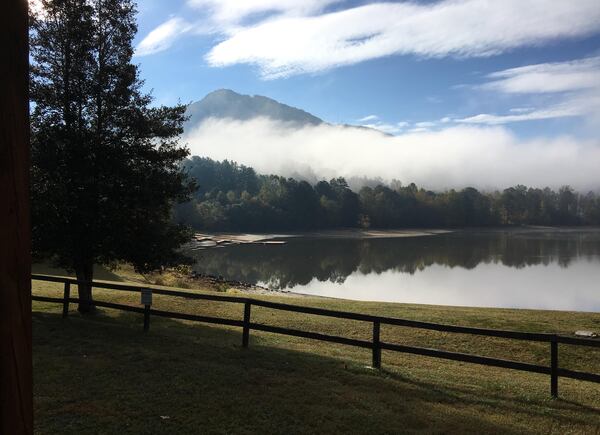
[184,117,600,191]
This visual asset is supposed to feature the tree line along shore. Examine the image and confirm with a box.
[175,157,600,232]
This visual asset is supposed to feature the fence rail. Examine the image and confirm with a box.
[31,274,600,398]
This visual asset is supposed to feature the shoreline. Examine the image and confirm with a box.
[190,228,453,248]
[189,225,600,249]
[189,272,304,297]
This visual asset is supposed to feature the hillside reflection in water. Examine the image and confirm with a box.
[188,230,600,311]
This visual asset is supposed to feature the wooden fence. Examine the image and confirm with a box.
[31,274,600,399]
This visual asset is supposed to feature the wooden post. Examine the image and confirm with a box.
[0,0,33,433]
[62,282,71,318]
[242,302,251,348]
[372,321,381,369]
[143,305,151,332]
[141,288,152,332]
[551,337,558,398]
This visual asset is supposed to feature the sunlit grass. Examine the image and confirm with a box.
[33,264,600,434]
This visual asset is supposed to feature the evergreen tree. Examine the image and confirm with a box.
[30,0,195,313]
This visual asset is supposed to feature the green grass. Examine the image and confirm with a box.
[32,265,600,434]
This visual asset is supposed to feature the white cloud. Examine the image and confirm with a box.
[358,119,413,135]
[360,121,403,135]
[135,17,192,56]
[205,0,600,78]
[482,56,600,94]
[186,0,341,24]
[357,114,378,122]
[458,56,600,125]
[455,105,582,125]
[135,1,339,56]
[184,117,600,190]
[407,127,431,133]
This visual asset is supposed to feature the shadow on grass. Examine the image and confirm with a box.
[33,310,599,435]
[32,263,125,282]
[378,362,599,425]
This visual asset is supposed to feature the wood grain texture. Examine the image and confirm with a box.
[0,0,32,433]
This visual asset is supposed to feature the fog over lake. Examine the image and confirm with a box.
[187,229,600,312]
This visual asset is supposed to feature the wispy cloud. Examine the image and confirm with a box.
[358,120,412,135]
[186,0,341,24]
[135,17,193,56]
[415,121,436,128]
[456,56,600,125]
[205,0,600,78]
[482,56,600,94]
[455,106,582,125]
[136,1,600,78]
[360,122,404,135]
[135,1,341,56]
[357,114,378,122]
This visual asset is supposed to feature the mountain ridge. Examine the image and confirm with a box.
[184,89,324,130]
[183,89,392,137]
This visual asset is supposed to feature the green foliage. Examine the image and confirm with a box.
[175,157,600,231]
[30,0,195,309]
[175,157,360,231]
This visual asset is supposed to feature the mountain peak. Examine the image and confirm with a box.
[204,88,242,99]
[184,89,324,130]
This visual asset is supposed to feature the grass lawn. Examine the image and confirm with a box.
[32,265,600,434]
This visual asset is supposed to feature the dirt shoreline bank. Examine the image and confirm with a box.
[191,226,600,247]
[191,228,453,247]
[188,272,305,297]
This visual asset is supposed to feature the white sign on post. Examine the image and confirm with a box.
[141,288,152,306]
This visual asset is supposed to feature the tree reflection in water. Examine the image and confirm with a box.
[188,230,600,291]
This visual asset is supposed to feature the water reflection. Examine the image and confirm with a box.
[188,230,600,311]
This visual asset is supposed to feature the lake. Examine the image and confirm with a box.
[187,229,600,312]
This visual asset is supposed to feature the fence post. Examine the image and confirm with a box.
[372,320,381,369]
[62,282,71,318]
[141,288,152,333]
[551,336,558,398]
[143,304,150,332]
[242,302,251,348]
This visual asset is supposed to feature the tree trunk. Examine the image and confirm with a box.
[75,262,95,314]
[0,0,33,433]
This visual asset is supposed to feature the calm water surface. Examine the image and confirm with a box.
[188,229,600,312]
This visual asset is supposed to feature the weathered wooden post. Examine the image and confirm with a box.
[242,301,251,348]
[0,0,33,433]
[372,320,381,369]
[62,282,71,318]
[141,288,152,332]
[551,336,558,398]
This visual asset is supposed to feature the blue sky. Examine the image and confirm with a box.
[131,0,600,189]
[133,0,600,138]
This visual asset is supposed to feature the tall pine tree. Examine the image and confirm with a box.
[30,0,195,313]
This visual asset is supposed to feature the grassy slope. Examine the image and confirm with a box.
[32,265,600,434]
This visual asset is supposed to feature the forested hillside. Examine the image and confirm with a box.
[175,157,600,231]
